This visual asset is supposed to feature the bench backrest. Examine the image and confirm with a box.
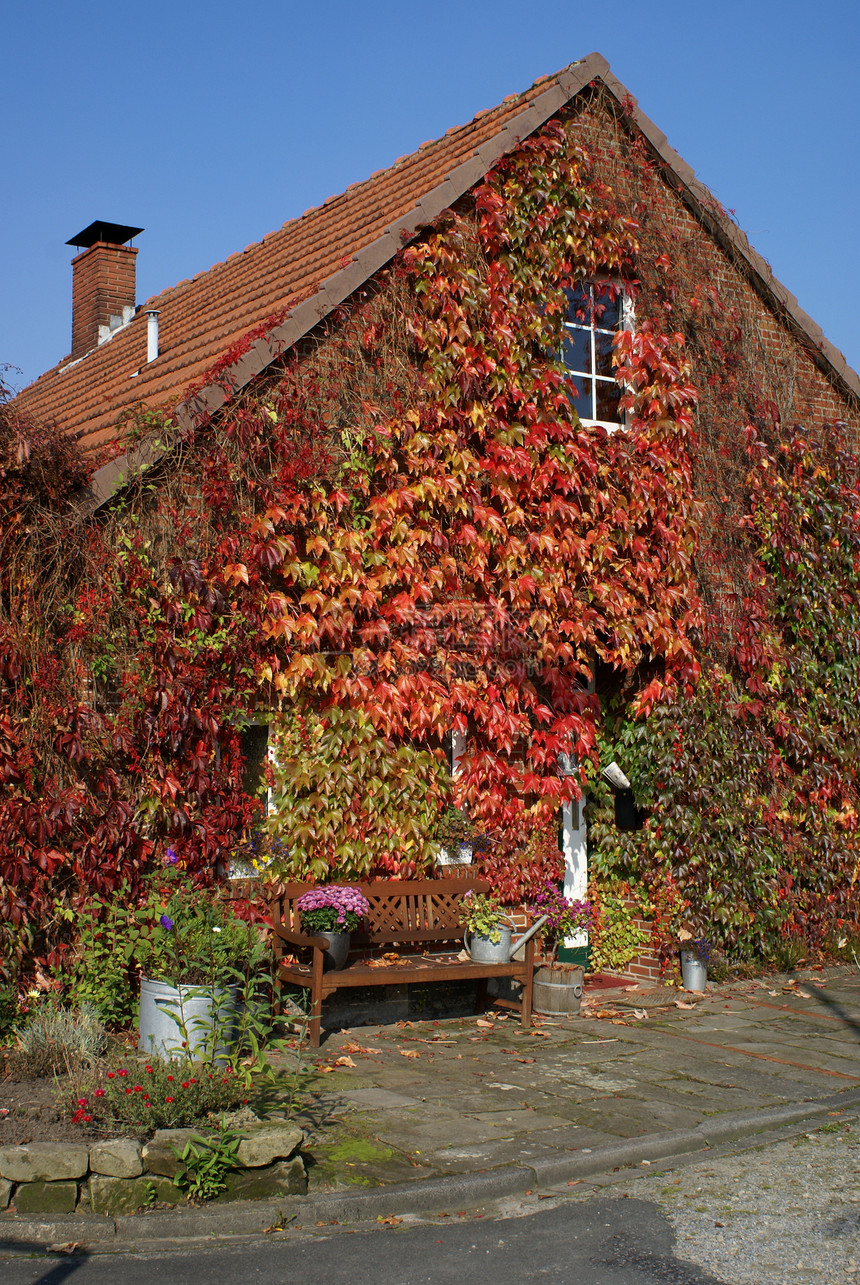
[269,877,491,949]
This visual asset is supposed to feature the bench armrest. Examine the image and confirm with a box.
[270,921,330,951]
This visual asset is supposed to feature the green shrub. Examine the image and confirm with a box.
[13,1003,107,1077]
[172,1124,242,1201]
[0,987,19,1045]
[589,890,649,974]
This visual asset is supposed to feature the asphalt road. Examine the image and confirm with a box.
[0,1199,723,1285]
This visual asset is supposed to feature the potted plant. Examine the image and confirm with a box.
[458,890,514,963]
[135,850,269,1059]
[530,882,593,1015]
[434,806,474,866]
[295,885,370,971]
[678,929,709,992]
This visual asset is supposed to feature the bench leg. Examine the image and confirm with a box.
[520,939,535,1029]
[309,948,324,1047]
[476,976,489,1014]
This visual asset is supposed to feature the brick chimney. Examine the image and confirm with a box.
[66,221,144,359]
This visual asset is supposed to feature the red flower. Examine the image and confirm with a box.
[166,1075,174,1082]
[125,1088,132,1095]
[77,1098,88,1107]
[107,1072,116,1079]
[145,1065,153,1073]
[181,1081,190,1089]
[165,1096,174,1103]
[117,1069,129,1077]
[133,1085,143,1092]
[95,1089,105,1098]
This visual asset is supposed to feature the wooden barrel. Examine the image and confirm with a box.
[532,964,584,1015]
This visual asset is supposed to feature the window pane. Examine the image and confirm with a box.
[562,327,591,375]
[594,329,616,378]
[564,284,591,324]
[567,373,593,418]
[595,378,622,423]
[592,288,621,330]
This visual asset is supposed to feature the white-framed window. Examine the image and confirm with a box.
[562,282,632,431]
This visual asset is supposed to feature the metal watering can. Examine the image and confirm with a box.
[465,914,548,964]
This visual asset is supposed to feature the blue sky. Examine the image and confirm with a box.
[2,0,858,394]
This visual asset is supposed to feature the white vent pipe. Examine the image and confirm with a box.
[146,310,160,363]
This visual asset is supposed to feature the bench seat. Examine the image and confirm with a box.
[268,878,535,1046]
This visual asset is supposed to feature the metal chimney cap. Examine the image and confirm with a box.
[66,221,144,249]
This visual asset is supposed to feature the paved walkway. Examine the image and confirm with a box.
[297,964,860,1192]
[2,964,859,1250]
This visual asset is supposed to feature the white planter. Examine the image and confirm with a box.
[138,978,239,1060]
[437,843,473,866]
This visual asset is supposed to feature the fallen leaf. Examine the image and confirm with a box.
[476,1019,494,1028]
[516,1057,536,1064]
[714,1221,725,1228]
[315,1065,336,1074]
[47,1244,82,1255]
[674,1000,696,1009]
[377,1215,403,1226]
[334,1055,357,1068]
[633,1008,649,1020]
[623,985,640,993]
[400,1049,420,1059]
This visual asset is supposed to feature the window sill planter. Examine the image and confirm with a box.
[138,978,239,1059]
[436,843,473,867]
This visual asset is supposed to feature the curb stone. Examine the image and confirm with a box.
[2,1089,859,1251]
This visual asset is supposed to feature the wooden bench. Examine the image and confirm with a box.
[268,877,535,1046]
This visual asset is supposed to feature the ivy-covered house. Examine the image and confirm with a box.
[5,51,860,977]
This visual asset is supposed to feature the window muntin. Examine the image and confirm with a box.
[562,283,629,429]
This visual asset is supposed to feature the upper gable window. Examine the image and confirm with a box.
[562,283,631,431]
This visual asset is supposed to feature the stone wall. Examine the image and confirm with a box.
[0,1120,305,1218]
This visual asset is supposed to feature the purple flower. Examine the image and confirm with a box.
[164,848,179,865]
[160,914,174,931]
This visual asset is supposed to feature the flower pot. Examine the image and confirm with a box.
[437,843,473,867]
[533,963,584,1016]
[138,978,239,1060]
[466,926,513,964]
[319,931,351,971]
[680,951,707,992]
